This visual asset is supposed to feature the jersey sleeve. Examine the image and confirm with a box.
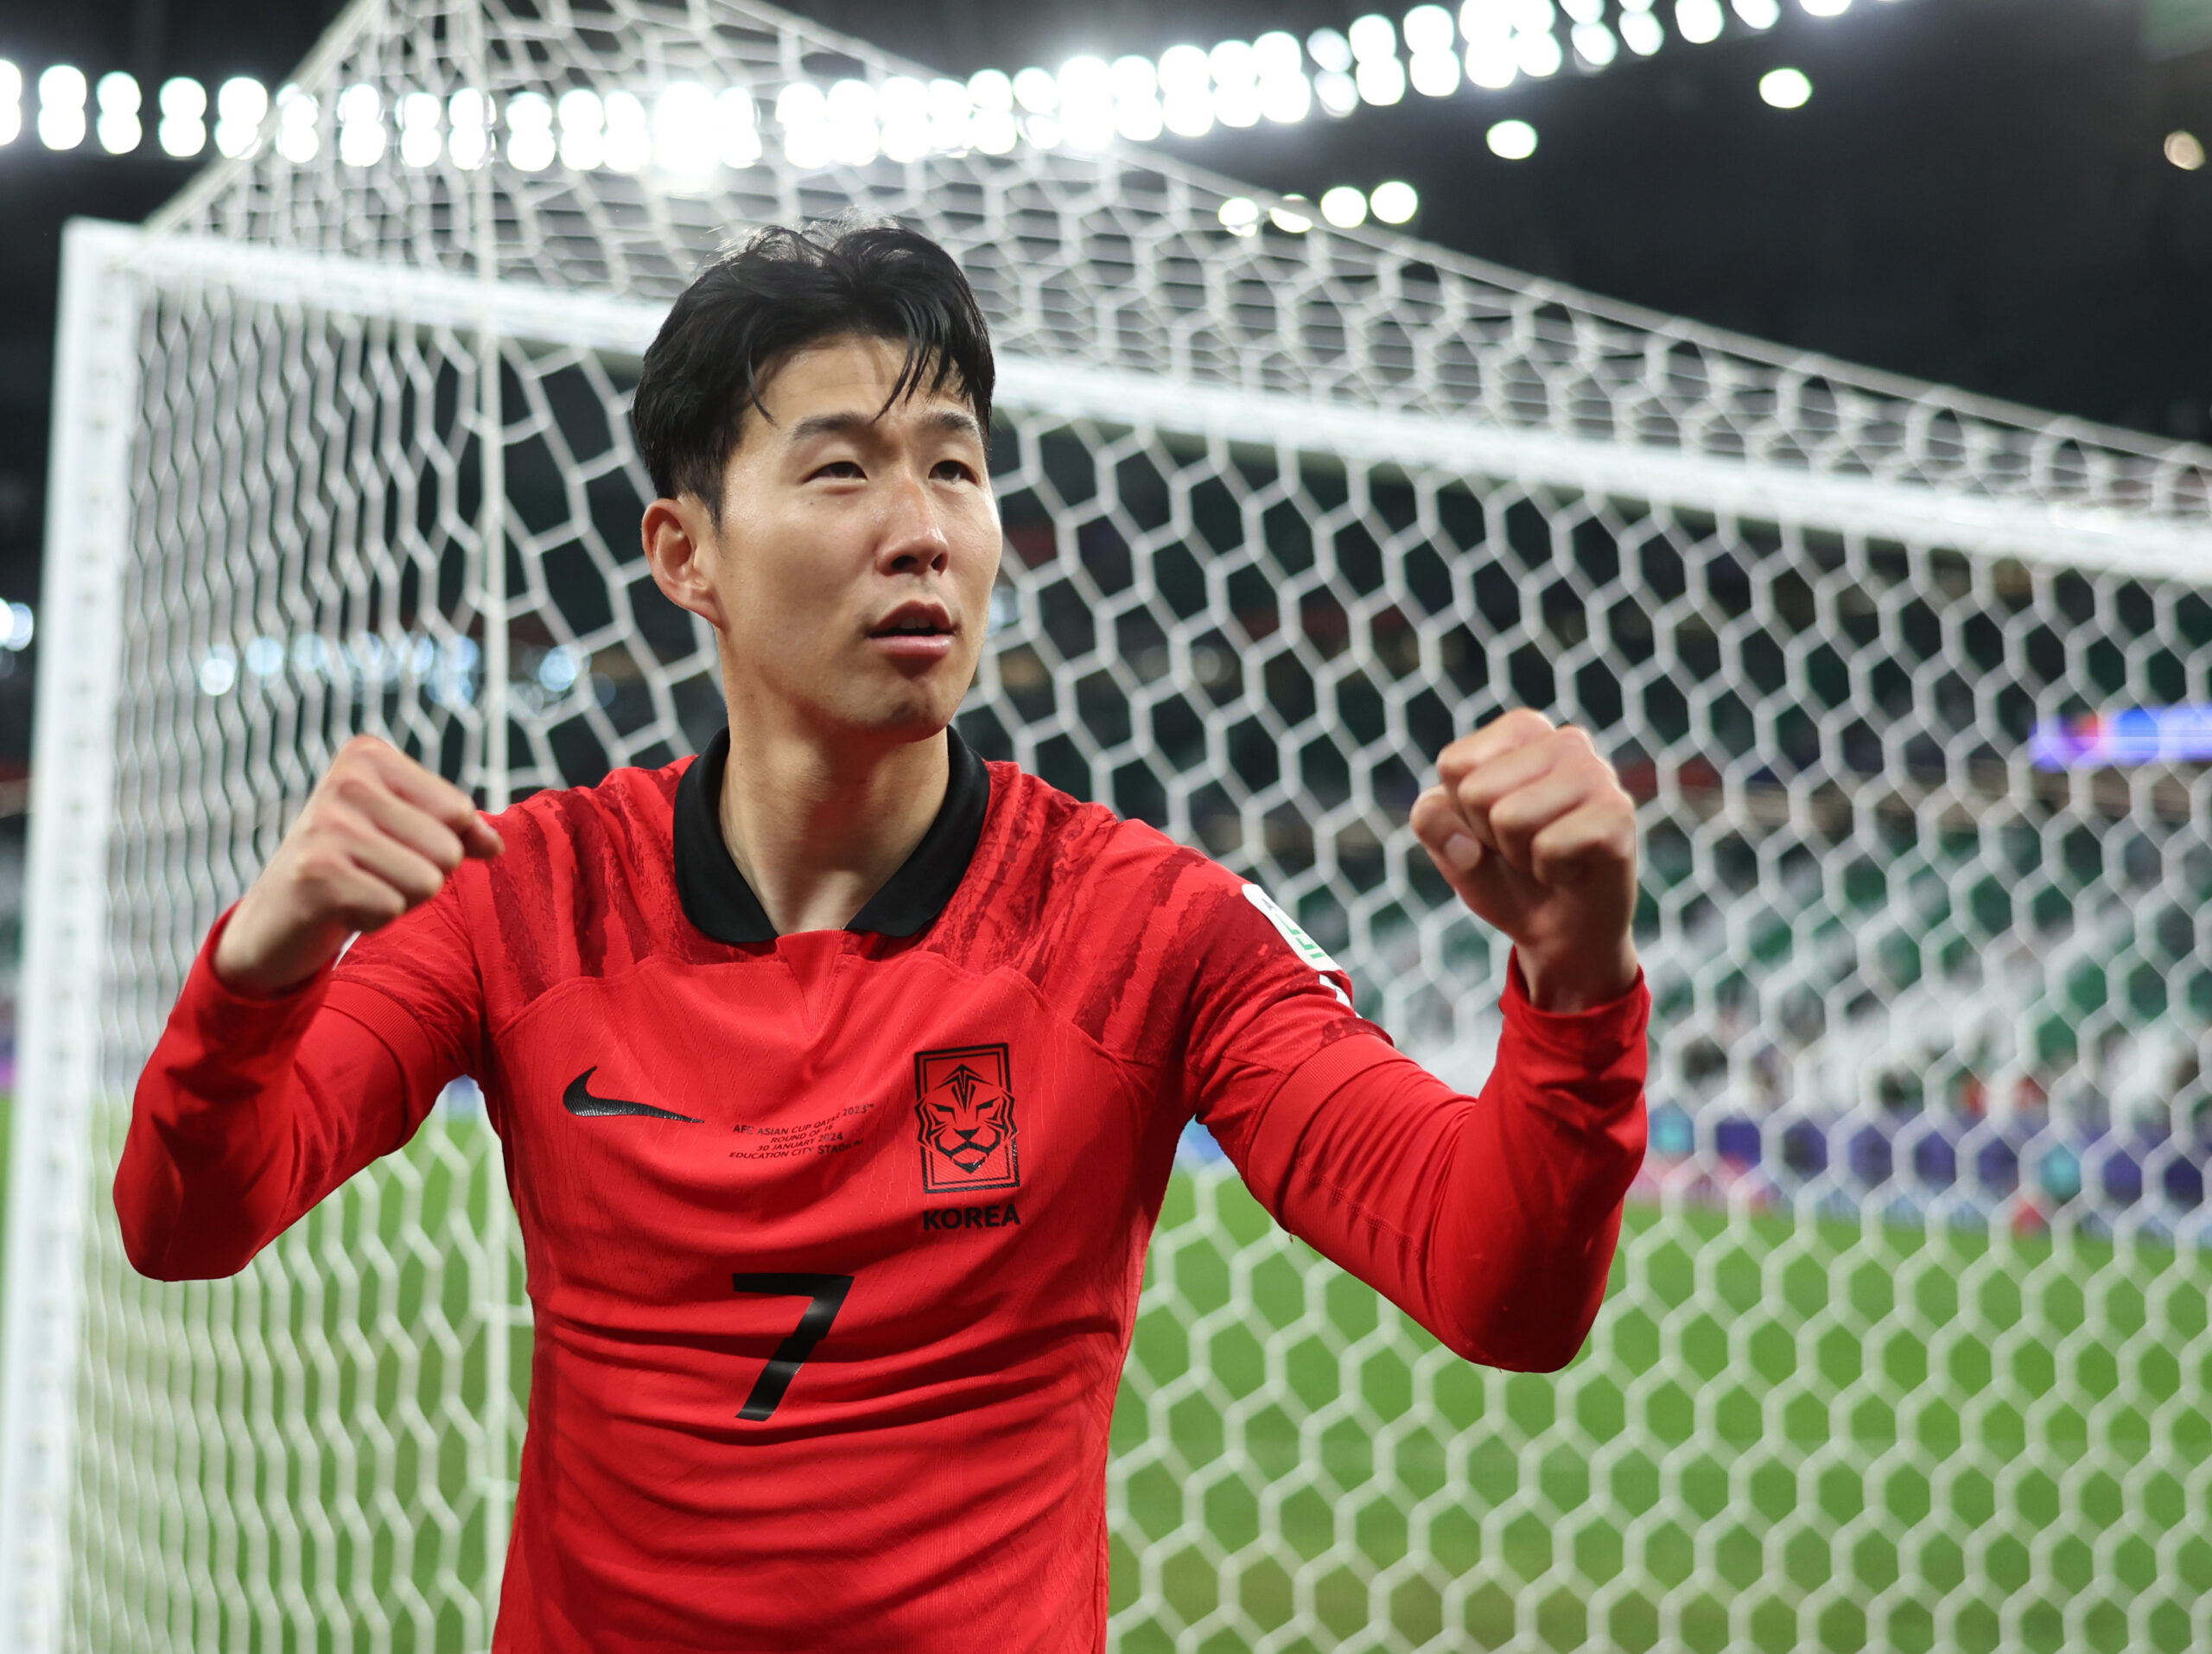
[1185,879,1649,1371]
[114,890,484,1281]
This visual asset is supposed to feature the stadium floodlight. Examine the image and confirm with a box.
[1253,31,1313,123]
[601,91,649,171]
[1,601,29,651]
[1319,182,1370,226]
[1158,45,1214,135]
[1011,65,1057,114]
[1487,115,1538,156]
[1370,178,1418,220]
[1108,56,1163,141]
[1404,5,1461,98]
[1217,194,1261,234]
[821,80,876,166]
[334,82,384,167]
[1619,0,1666,54]
[715,88,762,167]
[1307,27,1354,71]
[1348,15,1408,105]
[556,88,603,169]
[505,89,553,169]
[156,77,206,157]
[1733,0,1782,25]
[1761,65,1812,105]
[1207,40,1262,128]
[1676,0,1726,43]
[2166,130,2205,169]
[272,85,318,162]
[874,76,930,162]
[0,60,16,147]
[1056,57,1116,149]
[397,91,441,167]
[442,88,486,169]
[1268,192,1313,231]
[1464,0,1519,86]
[36,65,86,150]
[213,77,267,157]
[94,73,140,156]
[652,81,721,175]
[963,72,1016,152]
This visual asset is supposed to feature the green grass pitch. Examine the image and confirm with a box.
[22,1109,2212,1651]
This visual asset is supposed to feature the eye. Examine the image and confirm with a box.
[809,459,865,480]
[931,458,978,483]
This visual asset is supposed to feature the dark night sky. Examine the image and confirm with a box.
[0,0,2206,764]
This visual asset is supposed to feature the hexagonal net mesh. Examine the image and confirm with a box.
[10,0,2212,1649]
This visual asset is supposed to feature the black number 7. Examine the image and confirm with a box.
[728,1273,854,1422]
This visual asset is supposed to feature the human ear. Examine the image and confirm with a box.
[640,495,730,632]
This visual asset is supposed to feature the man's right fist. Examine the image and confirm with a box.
[212,735,504,996]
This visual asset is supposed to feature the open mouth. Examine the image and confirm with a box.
[868,602,955,642]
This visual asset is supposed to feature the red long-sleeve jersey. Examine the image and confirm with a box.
[118,729,1649,1651]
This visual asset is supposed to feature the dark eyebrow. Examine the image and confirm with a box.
[785,407,986,448]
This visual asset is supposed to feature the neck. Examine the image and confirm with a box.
[715,699,950,937]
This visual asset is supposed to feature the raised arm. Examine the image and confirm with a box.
[116,736,501,1280]
[1193,709,1648,1371]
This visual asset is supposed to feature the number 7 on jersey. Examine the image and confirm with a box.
[729,1272,854,1422]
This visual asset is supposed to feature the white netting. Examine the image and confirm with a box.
[11,0,2212,1649]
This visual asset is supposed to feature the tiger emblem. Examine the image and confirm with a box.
[914,1044,1020,1193]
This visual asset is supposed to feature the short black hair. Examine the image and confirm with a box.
[631,217,995,512]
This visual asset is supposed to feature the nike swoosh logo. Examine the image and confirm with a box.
[562,1067,702,1123]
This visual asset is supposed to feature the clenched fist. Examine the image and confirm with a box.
[212,735,504,996]
[1410,709,1640,1012]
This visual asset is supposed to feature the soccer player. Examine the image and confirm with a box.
[118,220,1649,1651]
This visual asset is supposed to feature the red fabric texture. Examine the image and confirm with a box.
[117,757,1649,1651]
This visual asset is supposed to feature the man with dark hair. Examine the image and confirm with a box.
[119,219,1649,1651]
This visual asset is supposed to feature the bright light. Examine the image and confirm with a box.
[156,77,206,157]
[3,602,32,651]
[199,646,238,697]
[823,80,877,167]
[1405,4,1457,51]
[1218,195,1260,235]
[0,61,17,145]
[968,68,1013,111]
[1319,183,1369,226]
[1314,71,1358,116]
[1733,0,1781,25]
[1158,44,1214,136]
[1760,67,1812,106]
[1254,30,1311,123]
[1486,117,1537,158]
[38,66,87,151]
[1677,0,1726,43]
[1801,0,1850,14]
[215,76,266,157]
[719,87,762,166]
[95,72,140,154]
[1410,49,1461,96]
[1370,179,1419,222]
[276,86,319,163]
[1348,14,1399,60]
[2169,130,2207,171]
[654,81,721,172]
[1058,56,1116,149]
[397,91,442,167]
[1620,2,1665,54]
[1269,194,1313,232]
[506,91,555,171]
[603,91,649,171]
[1572,22,1619,65]
[1357,57,1407,105]
[1306,28,1354,72]
[448,87,489,169]
[556,89,603,169]
[336,83,384,167]
[1012,66,1058,113]
[1517,29,1565,75]
[537,646,582,694]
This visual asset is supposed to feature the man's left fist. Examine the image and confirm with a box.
[1409,708,1640,1012]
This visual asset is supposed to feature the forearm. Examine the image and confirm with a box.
[116,913,410,1279]
[1240,967,1648,1371]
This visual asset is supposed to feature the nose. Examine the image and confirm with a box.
[876,469,951,578]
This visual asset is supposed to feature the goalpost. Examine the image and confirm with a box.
[8,1,2212,1649]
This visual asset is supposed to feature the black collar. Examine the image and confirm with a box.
[673,726,991,945]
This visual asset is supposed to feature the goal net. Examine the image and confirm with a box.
[9,1,2212,1649]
